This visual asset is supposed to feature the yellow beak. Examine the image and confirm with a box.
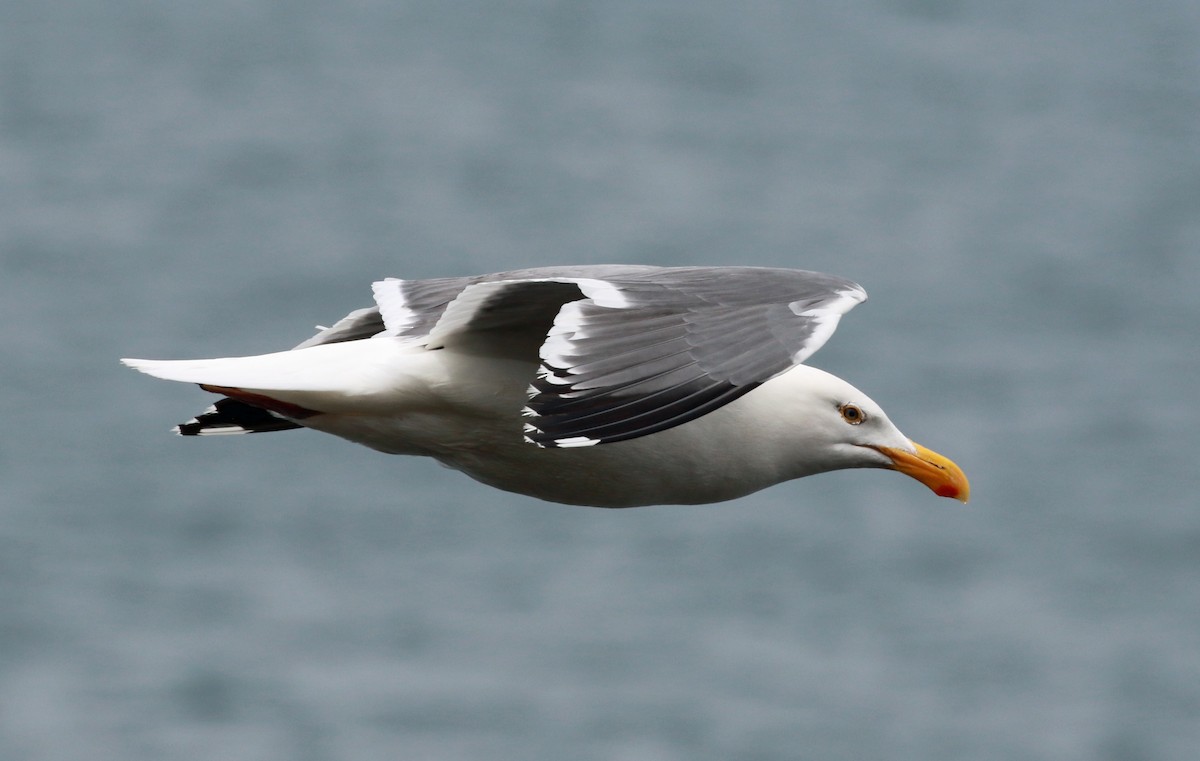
[871,441,970,503]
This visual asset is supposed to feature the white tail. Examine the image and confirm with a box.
[121,339,412,403]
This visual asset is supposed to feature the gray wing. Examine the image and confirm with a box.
[298,265,865,447]
[292,306,386,349]
[298,265,663,349]
[518,268,866,447]
[294,276,472,349]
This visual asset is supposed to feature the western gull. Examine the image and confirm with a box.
[122,265,969,507]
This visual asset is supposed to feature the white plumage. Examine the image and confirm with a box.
[123,265,968,507]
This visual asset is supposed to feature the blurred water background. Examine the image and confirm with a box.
[3,1,1199,759]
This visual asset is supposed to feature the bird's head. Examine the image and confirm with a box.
[772,365,970,502]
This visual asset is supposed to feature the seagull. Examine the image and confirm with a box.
[122,265,969,507]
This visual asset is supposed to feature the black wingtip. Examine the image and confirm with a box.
[176,397,305,436]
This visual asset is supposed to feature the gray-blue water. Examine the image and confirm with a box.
[3,2,1198,759]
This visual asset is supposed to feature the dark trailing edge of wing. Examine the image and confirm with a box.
[524,372,762,446]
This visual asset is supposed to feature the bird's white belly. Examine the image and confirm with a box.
[309,396,795,508]
[289,347,818,507]
[447,433,782,507]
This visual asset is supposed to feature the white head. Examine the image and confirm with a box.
[764,365,969,501]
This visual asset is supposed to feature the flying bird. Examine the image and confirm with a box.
[122,265,969,507]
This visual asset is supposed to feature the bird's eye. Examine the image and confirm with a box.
[839,403,866,425]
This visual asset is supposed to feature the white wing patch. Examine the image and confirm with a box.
[371,278,421,337]
[539,301,589,382]
[424,277,627,350]
[787,284,867,364]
